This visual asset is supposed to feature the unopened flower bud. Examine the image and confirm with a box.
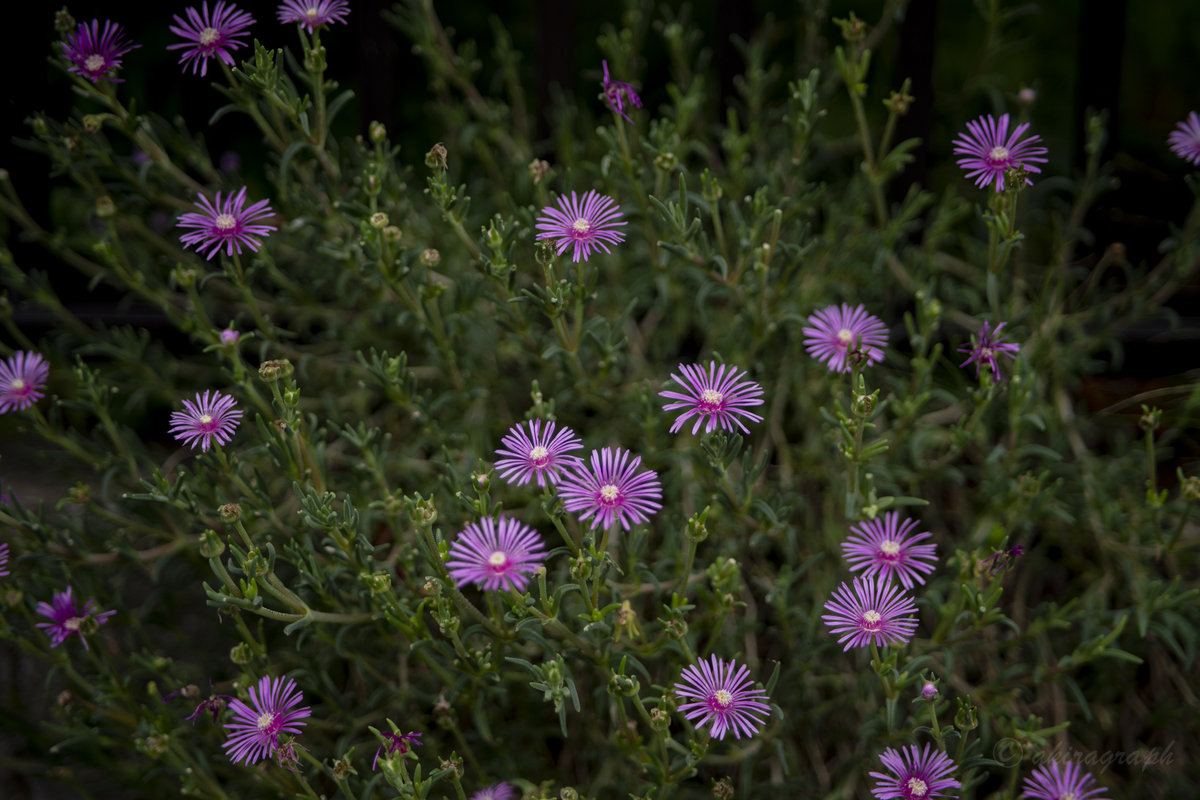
[229,642,254,664]
[95,197,116,218]
[383,225,401,243]
[607,673,640,698]
[218,503,242,523]
[369,120,387,143]
[529,158,550,184]
[425,142,448,170]
[68,482,91,505]
[332,752,357,780]
[421,248,441,267]
[649,707,671,732]
[921,681,938,701]
[140,732,170,758]
[1139,405,1162,432]
[560,788,579,800]
[371,212,389,228]
[57,690,74,708]
[1017,88,1036,104]
[258,359,293,382]
[954,698,978,730]
[363,572,391,594]
[665,618,688,639]
[173,266,197,287]
[655,152,678,172]
[55,9,76,34]
[438,756,463,777]
[82,115,104,134]
[472,471,490,494]
[199,530,226,558]
[220,329,239,347]
[570,555,592,581]
[1182,476,1200,503]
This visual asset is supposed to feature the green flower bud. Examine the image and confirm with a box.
[371,212,389,228]
[55,9,77,34]
[654,152,678,172]
[218,503,241,523]
[421,248,441,267]
[383,225,402,243]
[712,777,735,800]
[560,788,579,800]
[229,642,254,664]
[199,530,226,558]
[607,673,640,698]
[258,359,293,382]
[369,120,387,143]
[425,142,448,170]
[95,197,116,218]
[650,707,671,732]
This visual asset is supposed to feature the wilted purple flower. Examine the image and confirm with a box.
[959,320,1020,380]
[274,736,307,772]
[373,731,422,770]
[167,2,255,77]
[953,113,1048,192]
[219,151,242,173]
[223,675,311,765]
[220,329,240,347]
[62,20,139,83]
[560,447,663,531]
[277,0,350,33]
[169,391,243,452]
[178,187,276,259]
[0,542,9,578]
[870,744,961,799]
[535,190,626,263]
[920,681,938,701]
[469,783,517,800]
[660,362,765,435]
[0,351,50,414]
[601,60,642,123]
[674,655,771,740]
[841,512,938,590]
[802,304,888,373]
[1022,761,1108,800]
[447,516,546,593]
[185,684,235,725]
[1168,112,1200,166]
[822,575,919,651]
[35,587,116,650]
[981,544,1024,577]
[494,419,583,487]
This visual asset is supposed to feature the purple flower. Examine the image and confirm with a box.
[953,113,1048,192]
[220,329,240,347]
[674,655,772,740]
[62,20,139,83]
[959,320,1020,380]
[446,516,547,593]
[186,685,235,725]
[167,2,255,77]
[169,391,243,452]
[494,419,584,487]
[602,60,642,123]
[870,744,961,799]
[177,187,276,259]
[0,542,9,578]
[35,587,116,650]
[223,675,311,765]
[1168,112,1200,166]
[535,190,627,263]
[469,783,517,800]
[802,304,889,373]
[559,447,663,531]
[373,731,422,770]
[822,575,919,651]
[0,351,50,414]
[1022,761,1108,800]
[277,0,350,33]
[920,681,938,701]
[981,544,1024,577]
[841,512,938,590]
[660,362,765,435]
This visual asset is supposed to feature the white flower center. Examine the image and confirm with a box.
[880,540,901,557]
[199,414,214,426]
[215,213,237,231]
[488,551,508,568]
[529,445,550,465]
[63,617,84,631]
[257,712,277,731]
[571,218,592,235]
[862,610,882,629]
[712,689,733,709]
[10,378,25,392]
[988,145,1010,164]
[837,328,854,346]
[85,54,106,73]
[199,27,220,46]
[599,484,620,503]
[699,389,723,408]
[907,777,929,797]
[306,8,320,21]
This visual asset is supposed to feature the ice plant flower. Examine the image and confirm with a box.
[62,19,139,83]
[535,190,626,262]
[220,328,240,347]
[1022,761,1108,800]
[560,447,663,530]
[447,516,547,592]
[660,362,765,435]
[803,304,889,372]
[0,542,9,578]
[169,390,243,452]
[953,113,1048,192]
[0,351,50,414]
[920,682,938,701]
[1168,112,1200,166]
[959,320,1020,380]
[674,655,771,740]
[494,419,584,487]
[223,675,311,765]
[469,783,517,800]
[601,60,642,123]
[822,575,919,650]
[277,0,350,33]
[841,512,938,590]
[870,744,961,799]
[186,685,235,725]
[177,187,277,259]
[168,1,255,77]
[373,731,422,770]
[35,587,116,650]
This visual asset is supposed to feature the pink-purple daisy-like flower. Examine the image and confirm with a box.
[446,516,547,593]
[277,0,350,33]
[660,362,765,435]
[0,351,50,414]
[674,655,772,740]
[822,575,919,651]
[35,587,116,650]
[1022,761,1108,800]
[373,731,422,770]
[841,512,938,590]
[469,782,517,800]
[494,419,584,487]
[870,744,961,800]
[959,320,1020,381]
[535,190,627,263]
[62,19,140,83]
[168,1,256,77]
[802,304,889,373]
[601,60,642,123]
[559,447,663,531]
[177,187,277,260]
[169,391,243,452]
[0,542,9,578]
[953,113,1048,192]
[1168,112,1200,166]
[223,675,311,765]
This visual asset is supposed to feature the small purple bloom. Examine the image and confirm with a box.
[601,60,642,123]
[373,731,422,770]
[1022,761,1108,800]
[959,320,1020,381]
[660,362,765,435]
[446,516,546,593]
[277,0,350,33]
[220,329,240,347]
[559,447,663,531]
[0,351,50,414]
[35,587,116,650]
[982,544,1024,577]
[469,783,517,800]
[802,304,888,373]
[674,655,771,740]
[822,575,919,651]
[223,675,311,765]
[169,390,243,452]
[869,744,961,799]
[1168,112,1200,166]
[953,113,1048,192]
[841,512,938,590]
[167,1,255,77]
[62,19,139,83]
[0,542,9,578]
[178,187,277,260]
[535,190,627,263]
[920,681,938,702]
[494,419,583,487]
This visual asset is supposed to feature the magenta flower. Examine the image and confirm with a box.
[223,675,311,765]
[920,681,938,702]
[220,329,240,347]
[1168,112,1200,166]
[0,351,50,414]
[953,113,1048,192]
[822,575,919,651]
[62,19,139,83]
[447,516,546,593]
[841,512,938,590]
[535,190,627,263]
[1022,761,1108,800]
[602,60,642,123]
[35,587,116,650]
[559,447,663,531]
[169,391,243,452]
[277,0,350,33]
[168,1,255,77]
[0,542,9,578]
[494,419,584,487]
[660,362,765,435]
[186,690,235,725]
[674,655,772,740]
[469,783,517,800]
[373,731,422,770]
[178,187,276,260]
[959,320,1020,380]
[870,744,961,799]
[802,304,889,373]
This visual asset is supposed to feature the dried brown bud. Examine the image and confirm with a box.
[425,142,448,170]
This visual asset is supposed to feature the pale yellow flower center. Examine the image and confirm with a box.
[63,617,83,631]
[215,213,237,231]
[199,414,214,426]
[713,689,733,709]
[571,218,591,235]
[863,610,882,627]
[199,27,220,46]
[599,484,620,503]
[837,328,854,346]
[529,446,550,464]
[488,551,508,568]
[305,8,320,21]
[85,55,106,72]
[880,540,901,557]
[10,378,25,392]
[257,712,277,731]
[907,777,929,797]
[700,389,723,407]
[989,145,1010,163]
